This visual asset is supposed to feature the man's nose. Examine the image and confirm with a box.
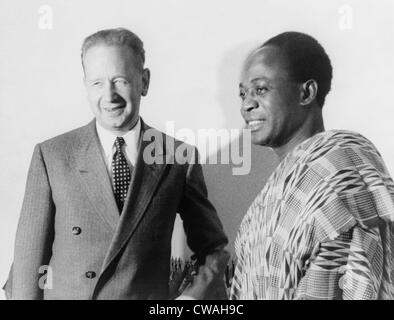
[103,82,118,101]
[241,98,258,113]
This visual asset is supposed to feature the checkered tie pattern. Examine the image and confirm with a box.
[112,137,131,212]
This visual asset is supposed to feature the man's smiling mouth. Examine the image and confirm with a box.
[104,104,125,112]
[246,119,265,131]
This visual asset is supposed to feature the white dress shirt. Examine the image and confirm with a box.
[96,118,141,180]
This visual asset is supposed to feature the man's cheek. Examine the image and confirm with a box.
[87,89,100,100]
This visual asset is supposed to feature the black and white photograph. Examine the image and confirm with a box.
[0,0,393,305]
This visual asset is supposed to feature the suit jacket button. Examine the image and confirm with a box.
[72,227,81,235]
[85,271,96,279]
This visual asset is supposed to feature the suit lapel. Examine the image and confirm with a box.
[70,120,120,231]
[99,121,169,273]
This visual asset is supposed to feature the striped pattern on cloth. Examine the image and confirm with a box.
[230,130,394,300]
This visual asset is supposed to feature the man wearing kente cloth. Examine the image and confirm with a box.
[226,32,394,300]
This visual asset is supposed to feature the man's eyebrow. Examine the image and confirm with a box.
[239,77,271,89]
[112,74,128,78]
[86,77,100,82]
[250,77,270,83]
[86,74,129,82]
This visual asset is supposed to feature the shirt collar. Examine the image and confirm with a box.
[96,118,141,158]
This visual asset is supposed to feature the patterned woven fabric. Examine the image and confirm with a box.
[230,130,394,300]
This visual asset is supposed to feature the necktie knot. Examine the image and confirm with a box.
[115,136,126,152]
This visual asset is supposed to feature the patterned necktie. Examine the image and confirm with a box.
[112,137,132,212]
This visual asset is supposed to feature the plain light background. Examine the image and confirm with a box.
[1,0,393,299]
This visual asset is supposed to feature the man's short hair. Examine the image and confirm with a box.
[81,27,145,70]
[262,31,333,107]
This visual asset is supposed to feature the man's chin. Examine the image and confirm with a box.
[96,118,123,131]
[251,134,270,147]
[104,119,139,133]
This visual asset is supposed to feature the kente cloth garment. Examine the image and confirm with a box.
[230,130,394,300]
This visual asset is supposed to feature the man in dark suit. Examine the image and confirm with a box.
[4,28,228,299]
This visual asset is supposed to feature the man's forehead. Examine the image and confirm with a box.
[241,45,290,83]
[246,46,282,66]
[84,43,132,59]
[83,43,142,76]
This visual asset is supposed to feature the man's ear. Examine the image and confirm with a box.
[300,79,318,106]
[141,68,150,96]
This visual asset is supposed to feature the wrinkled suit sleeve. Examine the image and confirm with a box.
[178,148,228,259]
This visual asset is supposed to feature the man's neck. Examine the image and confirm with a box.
[274,110,325,162]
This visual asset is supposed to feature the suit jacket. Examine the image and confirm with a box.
[5,119,227,299]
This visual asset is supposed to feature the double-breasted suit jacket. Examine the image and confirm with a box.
[6,119,227,299]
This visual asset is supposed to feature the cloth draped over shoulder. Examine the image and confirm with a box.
[230,130,394,300]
